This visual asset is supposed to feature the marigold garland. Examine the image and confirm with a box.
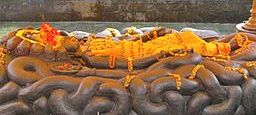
[86,32,232,71]
[123,75,135,88]
[225,66,248,79]
[127,57,133,72]
[168,73,182,90]
[246,61,256,67]
[0,47,9,65]
[189,64,205,80]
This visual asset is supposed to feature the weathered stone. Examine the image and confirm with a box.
[0,0,252,23]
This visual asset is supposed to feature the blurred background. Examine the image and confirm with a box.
[0,0,253,37]
[0,0,251,22]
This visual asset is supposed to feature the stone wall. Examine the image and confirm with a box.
[0,0,252,23]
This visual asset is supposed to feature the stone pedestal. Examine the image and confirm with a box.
[237,0,256,33]
[236,23,256,34]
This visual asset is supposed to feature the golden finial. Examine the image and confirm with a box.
[237,0,256,33]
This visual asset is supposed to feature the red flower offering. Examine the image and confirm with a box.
[40,23,60,46]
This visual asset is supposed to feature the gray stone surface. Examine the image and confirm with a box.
[0,0,252,23]
[0,21,236,38]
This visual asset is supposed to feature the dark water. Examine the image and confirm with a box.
[0,21,237,38]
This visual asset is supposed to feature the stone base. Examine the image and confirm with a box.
[236,23,256,34]
[1,24,256,115]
